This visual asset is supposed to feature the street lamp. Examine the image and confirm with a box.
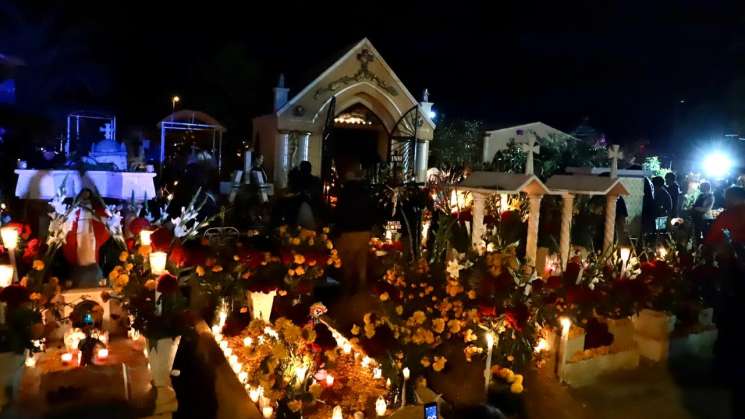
[171,96,180,112]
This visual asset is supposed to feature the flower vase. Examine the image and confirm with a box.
[148,336,181,387]
[249,290,276,322]
[0,352,24,410]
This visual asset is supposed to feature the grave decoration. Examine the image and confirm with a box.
[210,305,390,419]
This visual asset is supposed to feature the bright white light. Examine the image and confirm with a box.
[703,152,733,179]
[429,110,436,119]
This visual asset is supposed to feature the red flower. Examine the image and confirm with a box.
[150,227,174,252]
[127,217,150,237]
[504,303,529,331]
[156,273,179,294]
[6,222,32,240]
[169,245,187,268]
[22,238,41,264]
[478,304,497,319]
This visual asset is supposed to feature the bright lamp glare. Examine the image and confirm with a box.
[429,110,436,119]
[703,152,732,179]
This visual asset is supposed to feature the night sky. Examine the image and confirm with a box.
[3,0,745,154]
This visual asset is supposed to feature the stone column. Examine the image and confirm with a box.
[298,132,310,163]
[559,194,575,270]
[415,140,429,183]
[603,194,618,253]
[526,194,543,265]
[471,191,486,247]
[274,132,289,188]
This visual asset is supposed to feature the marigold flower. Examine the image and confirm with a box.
[294,254,305,265]
[32,260,45,271]
[144,279,156,291]
[351,324,360,335]
[212,265,223,273]
[510,382,523,394]
[432,356,447,372]
[196,266,206,277]
[467,290,477,299]
[432,318,446,334]
[395,305,403,315]
[420,356,431,367]
[295,266,305,276]
[379,292,390,301]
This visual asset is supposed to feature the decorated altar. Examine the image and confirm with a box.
[14,169,156,201]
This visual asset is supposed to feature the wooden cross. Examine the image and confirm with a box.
[520,135,540,175]
[608,144,624,178]
[99,123,114,140]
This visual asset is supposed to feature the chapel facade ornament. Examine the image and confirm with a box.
[313,48,398,100]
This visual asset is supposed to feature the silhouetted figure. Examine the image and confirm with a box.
[691,181,714,242]
[641,177,656,238]
[335,168,375,293]
[652,176,672,222]
[665,172,682,217]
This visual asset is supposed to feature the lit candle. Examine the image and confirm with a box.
[219,340,229,351]
[373,367,382,379]
[0,265,13,288]
[243,336,253,347]
[97,348,109,361]
[0,227,19,283]
[375,396,387,416]
[325,374,334,387]
[0,226,18,250]
[342,341,352,354]
[150,251,168,275]
[484,332,495,393]
[24,353,36,368]
[295,364,308,388]
[224,347,232,358]
[619,247,631,277]
[249,386,261,403]
[534,338,549,353]
[262,406,273,418]
[61,352,73,364]
[657,246,668,259]
[558,317,572,382]
[238,371,248,383]
[211,325,222,337]
[139,230,152,246]
[401,367,410,407]
[332,405,343,419]
[361,356,371,368]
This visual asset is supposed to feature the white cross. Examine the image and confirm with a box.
[99,123,114,140]
[520,135,540,175]
[608,144,624,178]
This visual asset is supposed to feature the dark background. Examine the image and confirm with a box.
[3,0,745,159]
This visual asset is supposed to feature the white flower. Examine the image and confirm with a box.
[446,259,462,279]
[49,196,68,215]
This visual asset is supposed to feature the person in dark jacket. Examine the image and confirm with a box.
[335,168,375,293]
[665,172,682,217]
[652,176,672,221]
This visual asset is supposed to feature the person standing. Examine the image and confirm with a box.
[691,181,714,242]
[665,172,682,218]
[651,176,672,226]
[705,186,745,246]
[334,168,375,294]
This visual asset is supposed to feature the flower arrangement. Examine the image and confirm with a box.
[113,250,189,345]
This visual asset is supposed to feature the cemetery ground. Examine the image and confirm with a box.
[167,291,732,419]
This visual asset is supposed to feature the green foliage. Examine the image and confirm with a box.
[486,134,606,180]
[642,156,671,177]
[430,118,484,167]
